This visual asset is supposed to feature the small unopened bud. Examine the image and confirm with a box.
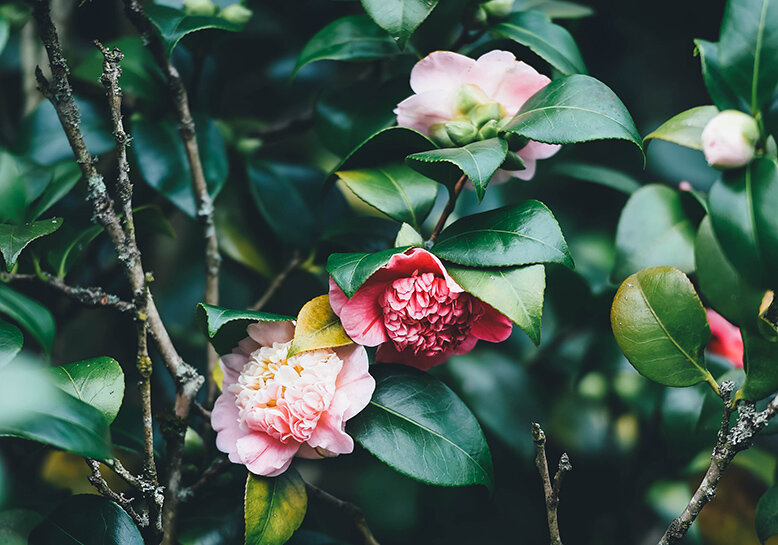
[481,0,514,18]
[701,110,759,170]
[445,120,478,146]
[220,3,253,24]
[456,84,489,115]
[478,119,500,140]
[183,0,216,16]
[429,123,455,148]
[468,102,506,128]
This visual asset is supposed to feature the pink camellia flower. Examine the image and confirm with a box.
[395,50,561,182]
[329,248,513,370]
[706,309,744,368]
[211,320,375,476]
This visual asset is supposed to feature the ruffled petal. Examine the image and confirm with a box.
[212,392,248,462]
[410,50,475,94]
[464,50,521,98]
[247,321,295,347]
[470,302,514,343]
[376,342,453,370]
[380,248,463,294]
[236,433,300,477]
[332,344,375,420]
[336,281,390,347]
[306,411,354,455]
[492,62,551,116]
[395,90,457,135]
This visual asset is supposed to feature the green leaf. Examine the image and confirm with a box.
[431,200,573,268]
[25,161,82,222]
[196,303,294,356]
[132,115,228,219]
[738,330,778,401]
[29,495,142,545]
[349,364,494,488]
[406,138,509,201]
[245,469,307,545]
[327,246,412,298]
[0,319,22,368]
[610,266,714,388]
[294,15,401,75]
[755,484,778,543]
[49,357,125,424]
[45,224,103,278]
[0,218,63,271]
[0,151,26,224]
[694,39,750,112]
[612,184,704,282]
[144,3,245,58]
[550,161,641,194]
[395,222,424,247]
[0,284,55,353]
[501,74,642,153]
[0,363,113,460]
[513,0,593,18]
[446,264,545,345]
[288,295,353,357]
[360,0,439,49]
[644,106,719,151]
[718,0,778,112]
[337,164,439,231]
[0,17,8,57]
[708,157,778,288]
[695,216,764,330]
[492,11,587,75]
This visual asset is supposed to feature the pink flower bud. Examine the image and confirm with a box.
[701,110,759,170]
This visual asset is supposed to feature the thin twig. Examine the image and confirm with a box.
[428,174,467,244]
[104,457,147,491]
[532,423,569,545]
[0,271,135,313]
[249,251,303,311]
[179,456,231,502]
[305,483,381,545]
[86,459,148,528]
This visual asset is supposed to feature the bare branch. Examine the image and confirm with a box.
[179,456,231,502]
[249,251,303,312]
[532,423,568,545]
[428,174,467,244]
[86,458,148,528]
[305,483,381,545]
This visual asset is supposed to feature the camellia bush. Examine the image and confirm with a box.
[0,0,777,543]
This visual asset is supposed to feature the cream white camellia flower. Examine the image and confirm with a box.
[395,50,561,183]
[701,110,760,169]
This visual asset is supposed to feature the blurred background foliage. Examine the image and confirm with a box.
[4,0,774,544]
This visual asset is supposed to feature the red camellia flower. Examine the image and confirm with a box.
[706,309,744,368]
[329,248,513,370]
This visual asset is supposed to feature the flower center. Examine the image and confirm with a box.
[229,341,343,444]
[379,271,482,358]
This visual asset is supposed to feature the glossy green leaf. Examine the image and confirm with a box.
[49,357,125,424]
[644,106,719,150]
[395,222,424,247]
[513,0,593,18]
[29,495,142,545]
[360,0,439,48]
[501,74,642,153]
[406,138,509,201]
[431,200,572,268]
[337,164,439,230]
[25,161,82,222]
[0,363,113,460]
[612,184,704,281]
[694,39,749,112]
[0,218,62,271]
[447,264,545,345]
[718,0,778,112]
[196,303,293,355]
[45,224,103,278]
[245,469,307,545]
[349,364,494,488]
[550,161,641,194]
[738,330,778,401]
[492,11,587,75]
[215,210,274,278]
[695,216,764,329]
[709,158,778,288]
[0,18,8,57]
[132,115,228,219]
[755,484,778,543]
[288,295,353,357]
[611,266,714,388]
[0,151,25,224]
[144,3,244,58]
[327,246,411,298]
[0,320,22,368]
[0,284,55,353]
[294,15,401,75]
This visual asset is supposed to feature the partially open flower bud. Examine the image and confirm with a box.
[220,3,253,24]
[183,0,217,16]
[701,110,759,170]
[456,84,489,115]
[445,120,479,146]
[481,0,514,18]
[429,123,456,148]
[469,102,506,128]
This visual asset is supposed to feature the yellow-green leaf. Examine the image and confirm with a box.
[245,469,307,545]
[288,295,353,357]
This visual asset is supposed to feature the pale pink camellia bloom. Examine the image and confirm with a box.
[706,309,744,369]
[329,248,513,370]
[701,110,759,170]
[395,50,561,182]
[211,320,375,476]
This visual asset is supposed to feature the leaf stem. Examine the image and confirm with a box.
[428,174,468,244]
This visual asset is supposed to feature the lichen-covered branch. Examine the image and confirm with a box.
[86,458,147,528]
[532,423,571,545]
[305,483,381,545]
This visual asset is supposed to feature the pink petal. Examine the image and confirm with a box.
[236,433,300,477]
[375,342,453,370]
[395,90,457,135]
[410,51,475,94]
[380,248,463,294]
[306,411,354,455]
[328,277,349,315]
[492,63,550,116]
[332,344,375,420]
[237,337,261,355]
[220,352,247,383]
[247,321,294,347]
[212,392,248,462]
[464,50,521,99]
[706,309,744,368]
[470,303,514,343]
[519,141,561,160]
[296,443,324,459]
[335,280,390,347]
[502,159,537,182]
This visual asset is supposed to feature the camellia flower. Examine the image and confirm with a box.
[701,110,759,170]
[395,50,561,182]
[706,309,743,368]
[211,321,375,476]
[329,248,513,370]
